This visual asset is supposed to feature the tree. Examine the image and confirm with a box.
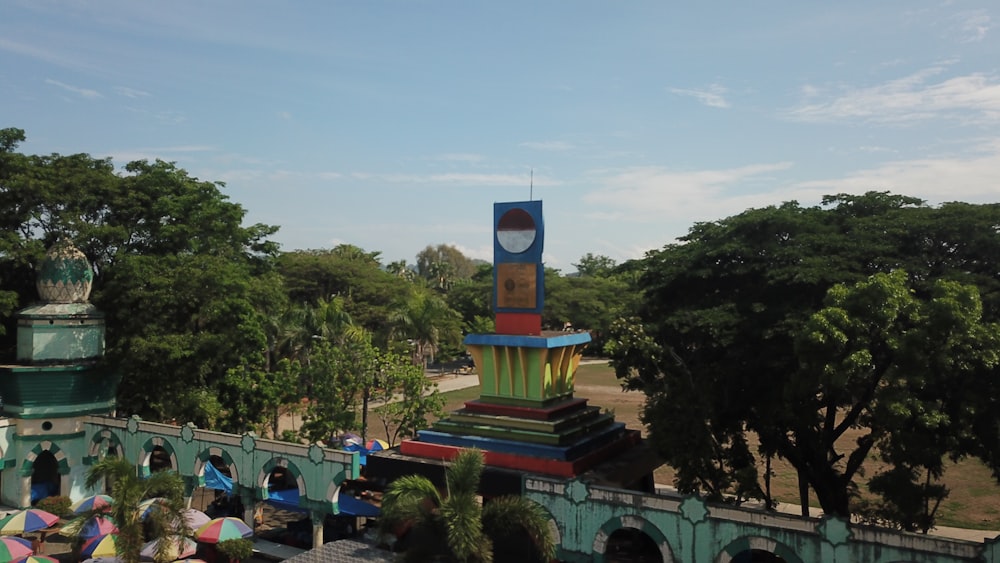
[391,289,462,368]
[608,192,1000,521]
[0,135,281,426]
[372,357,446,446]
[793,271,1000,527]
[277,247,411,345]
[379,449,555,563]
[415,244,481,291]
[72,457,191,563]
[572,253,617,277]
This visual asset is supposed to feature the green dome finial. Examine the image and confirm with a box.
[36,239,94,303]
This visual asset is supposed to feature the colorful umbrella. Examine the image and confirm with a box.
[80,534,119,559]
[13,556,58,563]
[337,433,362,448]
[136,498,168,520]
[0,509,59,534]
[140,537,196,561]
[365,439,388,451]
[0,536,33,562]
[82,558,123,563]
[72,495,113,514]
[179,509,211,531]
[193,517,252,544]
[79,516,118,540]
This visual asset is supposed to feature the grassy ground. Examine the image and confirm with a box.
[434,362,1000,530]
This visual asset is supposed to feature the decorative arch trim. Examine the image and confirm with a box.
[193,446,240,487]
[257,457,307,500]
[591,514,674,563]
[86,429,124,463]
[20,441,71,476]
[716,536,804,563]
[139,436,178,477]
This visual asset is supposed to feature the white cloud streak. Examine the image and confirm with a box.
[519,141,575,151]
[789,65,1000,123]
[668,84,730,108]
[44,78,102,99]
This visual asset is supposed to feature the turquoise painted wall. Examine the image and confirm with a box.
[525,477,999,563]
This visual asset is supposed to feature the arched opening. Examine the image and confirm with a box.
[149,446,172,473]
[30,451,60,504]
[732,550,787,563]
[605,527,663,563]
[200,455,238,518]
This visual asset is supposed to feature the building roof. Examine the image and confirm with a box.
[282,539,395,563]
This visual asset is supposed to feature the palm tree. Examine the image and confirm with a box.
[69,457,191,563]
[390,290,461,369]
[379,449,555,563]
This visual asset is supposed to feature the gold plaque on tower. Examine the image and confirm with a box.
[496,263,537,309]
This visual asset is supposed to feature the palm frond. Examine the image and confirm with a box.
[379,474,441,536]
[482,496,556,561]
[441,493,490,563]
[446,449,484,499]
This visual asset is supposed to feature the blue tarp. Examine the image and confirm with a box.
[266,487,380,518]
[204,463,234,492]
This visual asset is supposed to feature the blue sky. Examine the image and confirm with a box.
[3,2,999,272]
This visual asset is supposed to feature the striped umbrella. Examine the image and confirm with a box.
[80,516,118,540]
[136,498,168,520]
[72,495,114,514]
[140,537,196,561]
[13,557,58,563]
[80,533,119,559]
[193,517,252,544]
[0,510,59,534]
[0,537,32,563]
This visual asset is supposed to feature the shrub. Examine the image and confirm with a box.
[217,538,254,562]
[35,495,72,518]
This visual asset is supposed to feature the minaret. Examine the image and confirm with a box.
[0,240,119,506]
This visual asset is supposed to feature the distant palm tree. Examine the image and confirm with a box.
[379,449,555,563]
[69,457,191,563]
[390,291,460,369]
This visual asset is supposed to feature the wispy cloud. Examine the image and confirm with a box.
[584,162,793,221]
[792,139,1000,203]
[519,140,575,151]
[788,64,1000,123]
[668,84,730,108]
[433,153,484,163]
[45,78,101,99]
[350,171,560,187]
[948,10,991,43]
[277,110,292,119]
[115,86,150,98]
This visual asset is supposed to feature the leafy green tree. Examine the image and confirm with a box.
[415,244,481,291]
[372,357,446,446]
[298,338,376,443]
[221,358,302,437]
[794,271,1000,526]
[277,247,411,344]
[572,253,617,277]
[446,263,493,333]
[379,449,555,563]
[0,133,280,425]
[71,457,191,563]
[609,192,1000,521]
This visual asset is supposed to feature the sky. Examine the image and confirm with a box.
[2,2,999,273]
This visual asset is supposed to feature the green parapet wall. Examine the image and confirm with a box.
[464,332,591,407]
[0,365,120,418]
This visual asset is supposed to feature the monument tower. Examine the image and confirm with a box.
[369,200,657,493]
